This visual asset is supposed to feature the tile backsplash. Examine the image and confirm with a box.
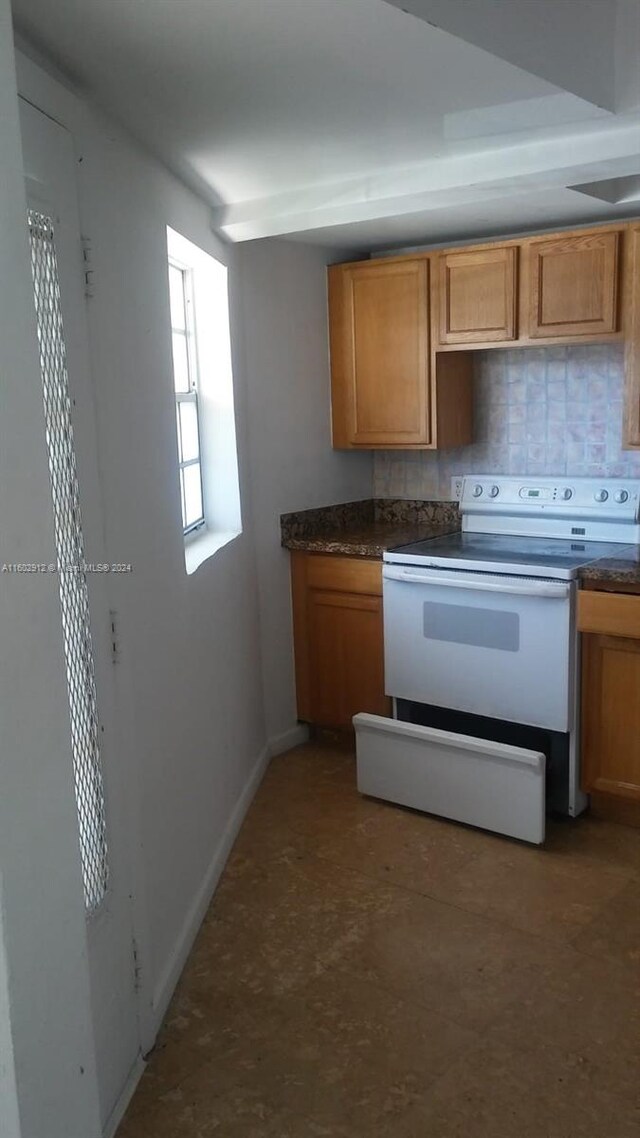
[374,343,640,500]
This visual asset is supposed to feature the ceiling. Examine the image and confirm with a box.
[11,0,640,251]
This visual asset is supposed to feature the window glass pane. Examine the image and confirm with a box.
[169,265,186,331]
[179,400,200,463]
[176,404,182,462]
[179,468,187,528]
[184,463,203,527]
[172,332,190,392]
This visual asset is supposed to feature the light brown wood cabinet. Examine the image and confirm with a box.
[328,257,474,450]
[578,586,640,827]
[437,245,518,345]
[329,221,640,451]
[330,258,430,446]
[291,551,390,729]
[525,230,620,339]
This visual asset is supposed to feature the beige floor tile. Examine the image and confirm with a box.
[122,985,285,1130]
[310,805,486,896]
[263,738,356,788]
[571,879,640,970]
[116,1118,150,1138]
[207,842,409,967]
[181,855,409,1004]
[251,751,386,841]
[421,841,629,942]
[335,884,578,1031]
[380,1037,640,1138]
[487,949,640,1062]
[240,968,477,1131]
[544,815,640,880]
[126,1081,341,1138]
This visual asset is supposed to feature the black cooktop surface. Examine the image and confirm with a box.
[387,531,630,573]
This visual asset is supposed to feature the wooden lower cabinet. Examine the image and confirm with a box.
[578,586,640,826]
[291,551,391,729]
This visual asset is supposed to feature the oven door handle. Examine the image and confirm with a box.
[382,566,570,599]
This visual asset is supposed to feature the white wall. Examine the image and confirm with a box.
[0,8,102,1136]
[14,50,269,1065]
[237,239,373,744]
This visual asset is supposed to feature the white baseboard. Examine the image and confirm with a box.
[268,722,309,757]
[147,742,271,1042]
[102,1054,146,1138]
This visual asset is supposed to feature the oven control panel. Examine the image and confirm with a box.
[460,475,640,541]
[462,477,640,514]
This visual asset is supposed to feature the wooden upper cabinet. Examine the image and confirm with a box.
[329,258,431,447]
[526,230,620,339]
[438,245,517,344]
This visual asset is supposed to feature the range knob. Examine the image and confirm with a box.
[489,485,500,498]
[472,484,483,498]
[614,489,629,504]
[594,489,609,503]
[560,488,573,501]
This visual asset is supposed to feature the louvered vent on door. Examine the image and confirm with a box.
[28,210,108,912]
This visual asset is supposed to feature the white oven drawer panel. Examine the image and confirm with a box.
[354,713,546,844]
[383,568,572,732]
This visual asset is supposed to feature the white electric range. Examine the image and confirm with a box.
[354,475,640,845]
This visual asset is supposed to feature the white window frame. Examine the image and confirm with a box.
[169,258,205,535]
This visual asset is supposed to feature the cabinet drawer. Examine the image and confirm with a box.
[305,554,383,596]
[578,589,640,638]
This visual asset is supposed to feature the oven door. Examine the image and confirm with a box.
[383,564,573,732]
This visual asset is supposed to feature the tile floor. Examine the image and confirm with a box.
[118,737,640,1137]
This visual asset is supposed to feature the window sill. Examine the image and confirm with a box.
[184,527,241,575]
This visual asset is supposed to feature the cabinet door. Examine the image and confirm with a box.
[527,231,619,339]
[582,632,640,801]
[438,246,517,344]
[331,259,430,446]
[307,590,389,729]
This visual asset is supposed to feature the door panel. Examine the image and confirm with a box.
[383,570,572,731]
[344,260,430,445]
[19,98,140,1126]
[582,631,640,800]
[308,589,389,728]
[438,246,517,344]
[527,231,619,338]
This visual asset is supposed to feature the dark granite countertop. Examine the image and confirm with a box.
[578,545,640,586]
[282,502,640,582]
[281,499,460,558]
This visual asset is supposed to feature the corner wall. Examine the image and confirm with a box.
[237,239,373,744]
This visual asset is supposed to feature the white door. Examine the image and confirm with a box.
[383,564,574,731]
[19,98,140,1129]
